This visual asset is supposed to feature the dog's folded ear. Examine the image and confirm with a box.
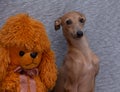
[54,18,61,31]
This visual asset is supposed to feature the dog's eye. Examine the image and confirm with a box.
[79,18,84,23]
[19,51,25,56]
[66,19,72,25]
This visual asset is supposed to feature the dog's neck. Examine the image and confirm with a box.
[66,35,92,60]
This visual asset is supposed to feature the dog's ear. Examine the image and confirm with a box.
[76,12,86,22]
[54,17,61,31]
[81,13,86,23]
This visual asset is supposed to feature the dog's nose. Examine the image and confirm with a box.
[77,31,83,38]
[30,52,38,58]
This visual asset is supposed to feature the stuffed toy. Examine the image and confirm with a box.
[0,13,57,92]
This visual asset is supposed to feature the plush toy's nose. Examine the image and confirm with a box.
[30,52,38,58]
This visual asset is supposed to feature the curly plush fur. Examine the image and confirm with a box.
[0,14,57,92]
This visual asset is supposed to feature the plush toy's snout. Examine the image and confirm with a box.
[20,51,41,69]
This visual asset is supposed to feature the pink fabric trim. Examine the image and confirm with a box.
[15,66,38,92]
[29,78,37,92]
[20,75,28,92]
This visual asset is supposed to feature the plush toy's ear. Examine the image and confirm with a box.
[54,17,61,31]
[0,46,10,82]
[39,49,57,90]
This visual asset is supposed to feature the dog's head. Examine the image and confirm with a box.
[0,13,51,80]
[55,11,86,39]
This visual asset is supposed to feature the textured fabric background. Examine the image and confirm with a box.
[0,0,120,92]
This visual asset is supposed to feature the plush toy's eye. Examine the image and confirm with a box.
[19,51,25,56]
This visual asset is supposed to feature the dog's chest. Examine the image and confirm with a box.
[83,62,96,77]
[76,54,95,73]
[64,53,96,77]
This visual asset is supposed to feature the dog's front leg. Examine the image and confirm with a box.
[64,78,78,92]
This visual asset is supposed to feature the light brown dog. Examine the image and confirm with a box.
[53,11,99,92]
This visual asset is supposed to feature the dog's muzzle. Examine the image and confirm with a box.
[76,31,83,38]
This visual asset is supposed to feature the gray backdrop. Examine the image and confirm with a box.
[0,0,120,92]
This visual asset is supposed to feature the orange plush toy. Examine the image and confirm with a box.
[0,14,57,92]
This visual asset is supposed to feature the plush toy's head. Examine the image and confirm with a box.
[0,13,50,70]
[0,14,57,91]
